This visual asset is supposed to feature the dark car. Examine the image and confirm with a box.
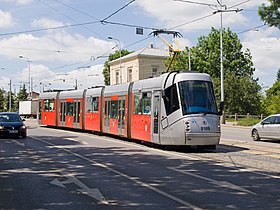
[0,112,27,138]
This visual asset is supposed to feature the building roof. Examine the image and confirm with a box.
[109,46,170,65]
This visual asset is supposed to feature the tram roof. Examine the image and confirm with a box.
[86,87,104,97]
[39,91,59,99]
[59,89,85,99]
[104,83,130,96]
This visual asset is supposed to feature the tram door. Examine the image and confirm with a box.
[60,100,66,127]
[73,100,80,128]
[38,100,42,124]
[104,98,110,133]
[118,96,126,136]
[152,91,161,144]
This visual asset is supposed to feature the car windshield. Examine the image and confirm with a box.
[178,80,218,115]
[0,114,22,122]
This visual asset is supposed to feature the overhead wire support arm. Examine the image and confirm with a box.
[150,30,183,72]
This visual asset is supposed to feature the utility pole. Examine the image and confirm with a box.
[173,0,243,123]
[9,79,12,112]
[108,36,122,84]
[213,1,242,124]
[19,56,32,100]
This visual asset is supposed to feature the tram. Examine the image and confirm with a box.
[39,72,221,148]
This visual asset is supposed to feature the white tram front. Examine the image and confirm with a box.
[149,72,220,147]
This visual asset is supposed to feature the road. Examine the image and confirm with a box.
[0,124,279,209]
[221,125,252,141]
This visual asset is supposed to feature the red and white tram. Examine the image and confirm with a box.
[39,72,221,148]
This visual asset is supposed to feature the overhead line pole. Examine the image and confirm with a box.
[213,1,243,124]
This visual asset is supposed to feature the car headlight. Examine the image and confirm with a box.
[0,125,3,130]
[20,125,26,129]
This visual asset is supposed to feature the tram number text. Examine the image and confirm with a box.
[201,126,210,131]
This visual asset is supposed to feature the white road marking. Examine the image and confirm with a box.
[12,140,25,147]
[65,137,88,145]
[168,167,256,195]
[50,171,108,204]
[32,136,201,209]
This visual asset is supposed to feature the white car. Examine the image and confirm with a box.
[251,114,280,141]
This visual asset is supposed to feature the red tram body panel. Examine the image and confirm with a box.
[103,83,130,137]
[39,92,59,127]
[84,88,104,132]
[58,90,85,129]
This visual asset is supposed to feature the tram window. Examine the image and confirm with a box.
[134,92,151,115]
[87,97,99,113]
[111,100,118,118]
[66,102,74,116]
[134,93,142,114]
[87,97,93,112]
[163,84,179,116]
[43,99,54,112]
[49,100,54,111]
[143,93,151,114]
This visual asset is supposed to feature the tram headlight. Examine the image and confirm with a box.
[185,121,191,132]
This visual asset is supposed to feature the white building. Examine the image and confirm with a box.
[108,45,170,85]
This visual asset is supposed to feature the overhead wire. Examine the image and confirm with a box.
[101,0,136,22]
[0,21,100,37]
[1,0,258,83]
[51,0,100,21]
[38,0,105,39]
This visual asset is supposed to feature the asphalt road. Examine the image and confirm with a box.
[0,125,279,209]
[221,124,252,141]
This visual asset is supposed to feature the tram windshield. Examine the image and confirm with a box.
[178,80,218,115]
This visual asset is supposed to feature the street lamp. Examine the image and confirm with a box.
[39,82,51,92]
[19,55,32,99]
[108,36,122,84]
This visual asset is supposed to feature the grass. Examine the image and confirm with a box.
[235,117,261,126]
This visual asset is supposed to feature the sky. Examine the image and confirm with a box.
[0,0,279,93]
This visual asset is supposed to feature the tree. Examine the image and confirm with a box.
[164,47,190,71]
[5,91,17,112]
[0,89,5,112]
[258,0,280,28]
[276,68,280,81]
[166,28,262,114]
[191,28,255,78]
[263,80,280,114]
[17,84,28,101]
[102,49,132,85]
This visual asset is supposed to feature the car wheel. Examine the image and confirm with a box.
[22,135,27,139]
[252,129,260,141]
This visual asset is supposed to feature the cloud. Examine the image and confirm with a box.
[242,27,280,86]
[135,0,264,30]
[1,0,33,5]
[0,10,14,28]
[32,18,65,29]
[15,0,33,5]
[0,30,114,63]
[31,64,104,92]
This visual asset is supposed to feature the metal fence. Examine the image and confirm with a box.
[226,113,265,122]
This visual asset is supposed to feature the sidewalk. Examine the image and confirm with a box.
[25,119,39,129]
